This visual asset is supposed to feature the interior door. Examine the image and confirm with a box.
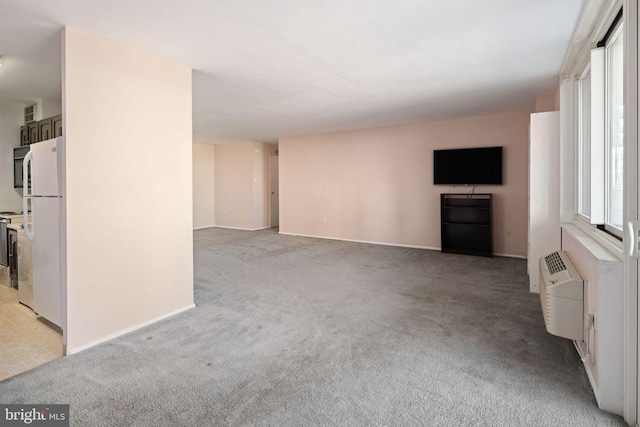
[269,156,279,227]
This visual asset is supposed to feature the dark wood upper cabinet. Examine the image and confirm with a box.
[37,118,52,141]
[19,114,63,146]
[27,122,38,144]
[52,114,62,138]
[20,126,29,146]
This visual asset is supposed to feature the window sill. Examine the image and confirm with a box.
[569,218,624,261]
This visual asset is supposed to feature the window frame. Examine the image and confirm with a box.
[572,9,624,245]
[577,63,592,221]
[603,21,624,238]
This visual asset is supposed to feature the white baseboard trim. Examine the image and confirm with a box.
[197,227,526,258]
[193,225,215,230]
[280,232,526,259]
[494,253,527,259]
[213,225,271,232]
[279,231,438,251]
[66,303,196,355]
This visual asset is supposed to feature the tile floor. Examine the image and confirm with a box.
[0,285,63,381]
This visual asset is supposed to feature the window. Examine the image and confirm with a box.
[575,13,623,240]
[605,23,624,235]
[578,67,591,218]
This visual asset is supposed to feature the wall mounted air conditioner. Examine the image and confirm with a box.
[539,250,584,341]
[24,103,37,124]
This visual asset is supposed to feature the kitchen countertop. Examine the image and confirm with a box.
[1,214,31,223]
[0,214,27,220]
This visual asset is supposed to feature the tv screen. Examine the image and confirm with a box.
[433,146,503,185]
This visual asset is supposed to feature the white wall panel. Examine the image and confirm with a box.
[529,112,561,292]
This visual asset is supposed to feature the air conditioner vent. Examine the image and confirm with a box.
[545,251,567,275]
[24,104,37,124]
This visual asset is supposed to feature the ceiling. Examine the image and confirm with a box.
[0,0,586,144]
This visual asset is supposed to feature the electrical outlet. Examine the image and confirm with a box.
[323,217,327,223]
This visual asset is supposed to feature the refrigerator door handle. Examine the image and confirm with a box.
[23,151,34,241]
[23,151,33,198]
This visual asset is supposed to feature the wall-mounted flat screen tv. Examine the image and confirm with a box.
[433,146,503,185]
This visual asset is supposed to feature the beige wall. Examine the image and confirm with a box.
[214,142,253,229]
[40,99,62,119]
[279,112,530,257]
[535,88,560,113]
[63,27,194,353]
[214,141,276,230]
[0,103,24,212]
[193,143,215,229]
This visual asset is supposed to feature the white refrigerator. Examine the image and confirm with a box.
[22,137,63,328]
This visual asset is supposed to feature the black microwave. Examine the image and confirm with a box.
[13,146,30,189]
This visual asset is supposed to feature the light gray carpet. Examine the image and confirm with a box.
[0,227,628,426]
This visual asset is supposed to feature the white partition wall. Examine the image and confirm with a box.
[528,111,561,292]
[63,27,195,353]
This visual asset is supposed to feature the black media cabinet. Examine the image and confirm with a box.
[440,193,493,257]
